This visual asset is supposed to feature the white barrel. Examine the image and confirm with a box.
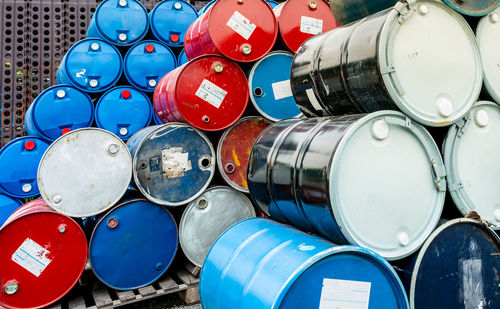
[477,9,500,104]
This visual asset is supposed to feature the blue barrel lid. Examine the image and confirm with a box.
[25,85,94,141]
[87,0,149,46]
[249,51,303,121]
[124,40,176,92]
[149,0,199,47]
[89,199,178,290]
[57,38,123,93]
[0,137,50,198]
[177,49,189,67]
[0,194,22,227]
[95,86,153,140]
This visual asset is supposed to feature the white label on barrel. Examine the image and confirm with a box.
[272,80,293,100]
[195,79,227,109]
[305,88,323,111]
[319,278,371,309]
[300,16,323,35]
[162,147,192,178]
[226,11,256,40]
[12,238,52,277]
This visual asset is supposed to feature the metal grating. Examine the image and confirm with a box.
[0,0,210,147]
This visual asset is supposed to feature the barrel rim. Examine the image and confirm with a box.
[88,198,178,290]
[37,128,132,217]
[328,110,445,260]
[131,123,216,206]
[476,11,500,104]
[409,217,500,308]
[378,0,483,127]
[179,186,256,267]
[442,0,500,16]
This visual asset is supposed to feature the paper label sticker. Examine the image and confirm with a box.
[162,147,192,178]
[305,88,323,111]
[271,80,293,101]
[319,278,371,309]
[195,79,228,109]
[226,11,257,40]
[12,238,52,277]
[300,16,323,35]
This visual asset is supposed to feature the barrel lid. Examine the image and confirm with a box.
[442,0,500,16]
[174,55,248,131]
[217,117,271,192]
[0,205,87,309]
[177,49,189,67]
[274,0,337,53]
[95,86,153,140]
[129,123,215,206]
[0,194,22,227]
[0,137,50,198]
[477,9,500,104]
[62,38,123,93]
[378,0,482,127]
[329,111,445,260]
[92,0,149,45]
[410,218,500,308]
[443,102,500,227]
[149,0,199,47]
[124,40,176,92]
[180,186,255,267]
[37,128,132,217]
[248,51,303,121]
[89,200,178,290]
[29,85,94,141]
[208,0,278,62]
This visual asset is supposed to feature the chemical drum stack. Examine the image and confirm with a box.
[1,0,500,308]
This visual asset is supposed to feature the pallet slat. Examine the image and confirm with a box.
[92,287,114,308]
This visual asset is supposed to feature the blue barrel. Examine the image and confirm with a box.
[177,49,189,67]
[0,194,22,227]
[95,86,153,140]
[267,0,279,8]
[89,199,178,290]
[0,137,50,198]
[57,38,123,93]
[199,0,279,13]
[442,0,500,16]
[248,51,303,121]
[24,85,94,141]
[87,0,149,46]
[201,218,409,309]
[124,40,176,92]
[149,0,199,48]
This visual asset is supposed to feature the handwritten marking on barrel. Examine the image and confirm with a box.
[232,148,241,167]
[161,147,192,178]
[12,238,53,277]
[226,11,257,40]
[76,69,86,78]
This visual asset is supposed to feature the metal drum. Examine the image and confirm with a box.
[329,0,397,26]
[37,128,132,217]
[442,0,500,16]
[0,199,87,309]
[184,0,278,63]
[248,111,446,260]
[149,0,199,48]
[0,137,50,198]
[443,102,500,227]
[274,0,338,53]
[248,51,303,121]
[200,218,410,309]
[87,0,149,46]
[395,219,500,309]
[127,124,215,206]
[57,38,123,93]
[179,186,256,267]
[24,85,94,141]
[200,0,280,14]
[217,117,271,192]
[292,0,482,127]
[153,55,248,131]
[0,194,21,227]
[477,9,500,104]
[95,86,153,140]
[177,49,189,67]
[124,40,176,92]
[89,199,178,290]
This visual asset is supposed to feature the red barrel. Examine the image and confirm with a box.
[0,199,87,309]
[184,0,278,62]
[274,0,338,52]
[154,55,249,131]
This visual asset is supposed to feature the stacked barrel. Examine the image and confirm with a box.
[0,0,500,309]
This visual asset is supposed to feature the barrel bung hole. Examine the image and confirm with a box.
[254,87,263,97]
